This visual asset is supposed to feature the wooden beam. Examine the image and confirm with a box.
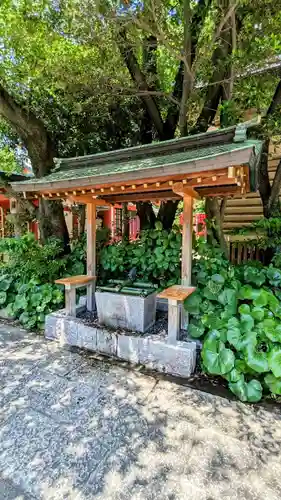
[172,182,200,199]
[31,166,234,196]
[181,195,193,330]
[185,175,236,188]
[86,203,96,311]
[67,195,110,205]
[104,190,181,203]
[197,185,239,197]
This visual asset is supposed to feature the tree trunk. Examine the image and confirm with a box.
[136,202,156,230]
[39,199,70,252]
[0,84,69,250]
[205,197,229,258]
[157,201,179,230]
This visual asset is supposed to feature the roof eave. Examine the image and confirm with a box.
[11,146,258,194]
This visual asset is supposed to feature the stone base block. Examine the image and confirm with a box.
[45,311,196,378]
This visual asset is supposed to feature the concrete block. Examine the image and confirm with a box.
[45,312,65,341]
[138,338,196,377]
[164,341,197,377]
[59,317,79,347]
[77,323,97,350]
[117,335,140,364]
[95,291,156,333]
[45,312,197,378]
[96,328,117,356]
[45,312,78,346]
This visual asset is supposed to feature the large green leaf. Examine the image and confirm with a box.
[184,292,201,315]
[201,312,224,330]
[0,291,7,305]
[264,373,281,395]
[13,294,28,312]
[267,293,280,315]
[268,348,281,378]
[229,375,248,402]
[227,327,242,350]
[240,313,254,332]
[263,318,281,343]
[189,321,205,339]
[202,331,235,376]
[203,347,235,375]
[229,375,262,402]
[246,380,263,402]
[218,289,237,315]
[228,317,240,329]
[0,278,12,292]
[253,290,269,307]
[238,285,259,300]
[243,266,266,286]
[239,330,258,350]
[267,266,281,287]
[251,307,265,322]
[244,345,269,373]
[224,368,241,383]
[238,304,251,315]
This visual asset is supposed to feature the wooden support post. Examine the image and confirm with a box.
[65,287,77,317]
[86,203,96,311]
[181,195,193,330]
[168,299,181,344]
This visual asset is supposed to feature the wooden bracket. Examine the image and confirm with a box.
[172,182,200,199]
[67,195,110,206]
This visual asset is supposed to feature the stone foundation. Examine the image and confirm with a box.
[45,310,196,378]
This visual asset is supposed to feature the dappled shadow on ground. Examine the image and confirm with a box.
[1,324,281,500]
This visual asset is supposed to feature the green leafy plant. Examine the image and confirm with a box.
[100,222,182,287]
[185,244,281,403]
[9,281,64,330]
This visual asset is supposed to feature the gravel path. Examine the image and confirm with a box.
[1,323,281,499]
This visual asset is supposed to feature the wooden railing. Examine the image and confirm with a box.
[226,234,266,265]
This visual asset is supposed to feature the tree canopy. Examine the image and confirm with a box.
[0,0,281,242]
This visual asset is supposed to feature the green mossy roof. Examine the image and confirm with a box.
[15,139,262,187]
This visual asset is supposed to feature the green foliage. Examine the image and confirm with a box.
[0,147,20,174]
[11,281,64,330]
[100,223,181,287]
[0,228,109,329]
[185,243,281,403]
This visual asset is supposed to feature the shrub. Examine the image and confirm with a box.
[0,228,109,330]
[100,222,182,287]
[185,243,281,402]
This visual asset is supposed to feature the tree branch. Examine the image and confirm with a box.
[178,0,193,136]
[258,78,281,215]
[267,80,281,116]
[164,0,212,139]
[0,84,54,177]
[193,1,234,133]
[118,29,164,139]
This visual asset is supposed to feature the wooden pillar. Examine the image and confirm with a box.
[181,195,193,329]
[168,299,181,344]
[86,203,96,311]
[65,287,77,317]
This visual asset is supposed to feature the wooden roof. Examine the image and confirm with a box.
[11,126,263,203]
